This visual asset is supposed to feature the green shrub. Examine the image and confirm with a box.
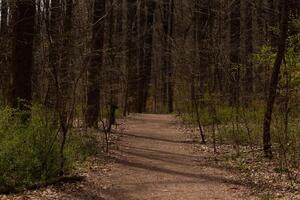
[0,105,83,190]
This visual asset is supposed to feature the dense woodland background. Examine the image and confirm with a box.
[0,0,299,193]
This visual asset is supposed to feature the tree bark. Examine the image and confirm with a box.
[59,0,75,176]
[244,0,254,98]
[46,0,62,108]
[137,0,146,113]
[137,0,156,113]
[162,0,174,113]
[229,0,241,106]
[142,0,156,112]
[125,0,138,114]
[194,0,210,97]
[10,0,35,109]
[0,0,8,104]
[0,0,8,34]
[263,0,289,158]
[86,0,106,127]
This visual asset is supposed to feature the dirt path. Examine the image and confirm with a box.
[2,114,258,200]
[101,114,256,200]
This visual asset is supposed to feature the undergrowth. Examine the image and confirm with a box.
[0,105,100,192]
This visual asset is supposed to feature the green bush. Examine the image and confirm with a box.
[0,105,82,190]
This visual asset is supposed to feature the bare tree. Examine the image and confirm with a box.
[263,0,289,158]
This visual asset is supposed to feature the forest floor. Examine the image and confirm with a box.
[1,114,299,200]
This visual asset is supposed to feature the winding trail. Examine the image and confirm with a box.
[101,114,255,200]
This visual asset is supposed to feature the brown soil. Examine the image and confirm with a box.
[1,114,259,200]
[100,114,257,200]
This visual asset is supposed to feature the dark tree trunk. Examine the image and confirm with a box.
[57,0,74,106]
[191,76,206,144]
[125,0,138,114]
[137,0,146,113]
[10,0,35,108]
[290,0,300,35]
[0,0,8,104]
[244,1,254,97]
[267,0,278,48]
[86,0,106,127]
[162,0,174,113]
[194,0,210,97]
[263,0,289,158]
[229,0,241,106]
[255,0,267,94]
[107,0,119,131]
[0,0,8,34]
[142,0,156,112]
[137,0,156,113]
[62,0,74,90]
[59,0,75,177]
[46,0,62,108]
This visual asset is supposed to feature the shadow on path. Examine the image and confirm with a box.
[119,132,197,145]
[112,156,243,187]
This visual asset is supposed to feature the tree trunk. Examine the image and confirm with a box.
[10,0,35,109]
[229,0,241,106]
[0,0,8,34]
[59,0,75,176]
[194,0,210,97]
[137,0,146,113]
[137,0,156,113]
[62,0,74,95]
[142,0,156,112]
[86,0,106,127]
[243,0,254,98]
[263,0,289,158]
[125,0,138,114]
[0,0,8,104]
[46,0,62,108]
[162,0,174,113]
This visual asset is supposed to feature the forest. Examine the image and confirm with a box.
[0,0,299,199]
